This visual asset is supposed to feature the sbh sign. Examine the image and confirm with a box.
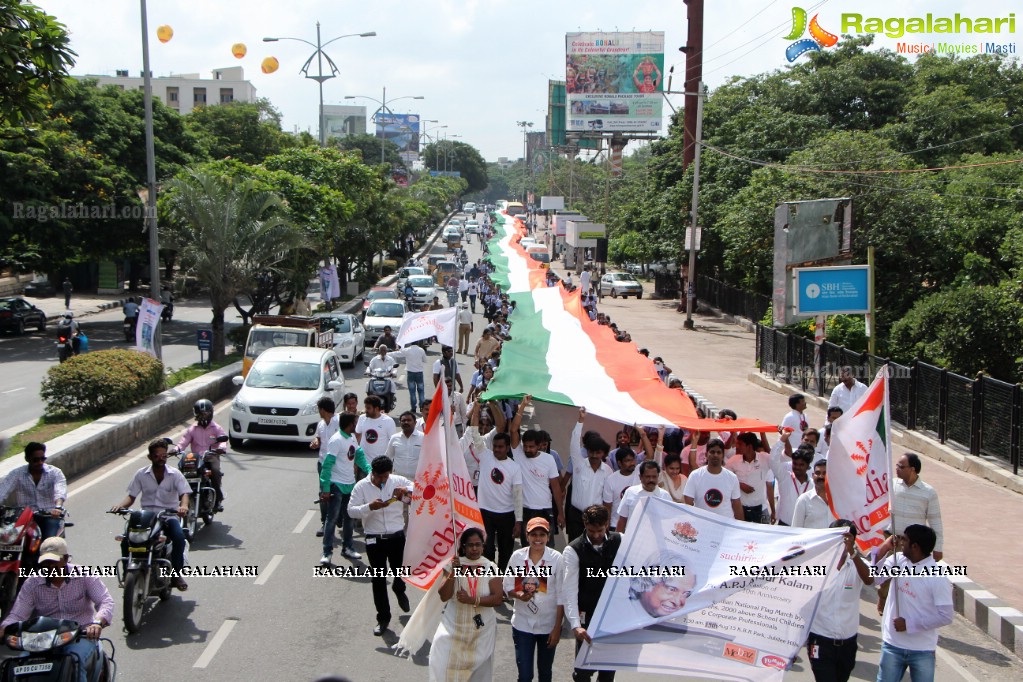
[794,265,869,316]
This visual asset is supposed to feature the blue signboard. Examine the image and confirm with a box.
[794,266,869,316]
[196,329,213,351]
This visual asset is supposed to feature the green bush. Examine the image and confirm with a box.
[41,349,165,418]
[227,323,250,350]
[382,259,397,276]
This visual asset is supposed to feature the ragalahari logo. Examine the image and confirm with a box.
[785,7,839,62]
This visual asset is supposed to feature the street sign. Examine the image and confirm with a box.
[793,265,869,316]
[196,329,213,351]
[685,226,702,251]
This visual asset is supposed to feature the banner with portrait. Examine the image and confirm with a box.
[577,497,845,681]
[135,297,164,358]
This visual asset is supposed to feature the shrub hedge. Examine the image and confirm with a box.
[41,349,165,418]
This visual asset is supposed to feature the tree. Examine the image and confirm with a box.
[421,140,488,193]
[163,170,299,360]
[186,99,298,164]
[0,1,76,124]
[331,133,404,168]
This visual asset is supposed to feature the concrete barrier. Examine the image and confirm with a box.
[0,362,242,482]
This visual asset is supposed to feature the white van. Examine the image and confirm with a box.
[229,346,345,447]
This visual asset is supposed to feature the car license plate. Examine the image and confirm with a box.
[256,417,288,426]
[0,543,23,552]
[14,663,53,675]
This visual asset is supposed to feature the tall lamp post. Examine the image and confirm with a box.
[516,120,533,203]
[263,25,376,147]
[139,0,161,358]
[345,88,424,163]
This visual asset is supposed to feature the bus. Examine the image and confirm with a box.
[506,201,526,217]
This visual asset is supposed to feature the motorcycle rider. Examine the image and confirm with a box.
[177,399,226,512]
[56,311,81,355]
[366,345,399,409]
[403,280,415,306]
[1,537,114,682]
[122,296,140,339]
[0,442,67,541]
[160,285,174,320]
[110,439,191,591]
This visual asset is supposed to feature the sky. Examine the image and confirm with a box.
[37,1,1021,161]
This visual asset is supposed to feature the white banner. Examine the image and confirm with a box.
[135,298,163,358]
[577,497,845,680]
[395,307,457,349]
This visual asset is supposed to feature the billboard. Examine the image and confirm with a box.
[375,113,420,153]
[323,105,366,140]
[565,31,664,132]
[794,266,870,316]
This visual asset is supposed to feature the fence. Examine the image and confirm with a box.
[755,324,1022,475]
[697,276,771,324]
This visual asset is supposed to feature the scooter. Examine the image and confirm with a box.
[107,509,178,634]
[161,301,173,322]
[175,435,228,538]
[122,316,137,342]
[0,617,116,681]
[56,333,75,363]
[0,507,69,620]
[365,365,399,413]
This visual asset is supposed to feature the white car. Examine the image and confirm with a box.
[363,298,407,346]
[314,312,365,366]
[229,346,345,447]
[464,202,477,213]
[465,219,480,234]
[404,275,439,308]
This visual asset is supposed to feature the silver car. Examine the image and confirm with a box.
[404,275,439,308]
[314,313,365,367]
[599,272,644,299]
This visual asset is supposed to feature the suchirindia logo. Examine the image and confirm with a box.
[784,7,839,62]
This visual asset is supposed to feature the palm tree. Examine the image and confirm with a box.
[164,169,298,361]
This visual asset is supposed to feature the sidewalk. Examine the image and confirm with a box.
[27,291,129,322]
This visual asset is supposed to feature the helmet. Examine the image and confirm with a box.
[193,399,214,427]
[62,311,74,319]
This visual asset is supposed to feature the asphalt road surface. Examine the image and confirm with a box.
[0,301,238,434]
[1,217,1019,681]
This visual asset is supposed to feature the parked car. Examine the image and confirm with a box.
[599,272,644,299]
[362,286,397,319]
[624,263,644,275]
[404,275,440,308]
[229,346,345,447]
[0,297,47,334]
[314,312,366,366]
[22,278,56,298]
[363,298,407,346]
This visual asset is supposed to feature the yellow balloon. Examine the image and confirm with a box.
[261,56,279,74]
[156,25,173,43]
[232,43,247,59]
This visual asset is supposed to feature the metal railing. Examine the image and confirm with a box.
[697,275,771,323]
[755,324,1022,475]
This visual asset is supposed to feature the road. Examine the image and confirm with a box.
[0,217,1019,681]
[0,301,238,434]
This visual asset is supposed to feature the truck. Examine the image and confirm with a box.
[242,315,334,376]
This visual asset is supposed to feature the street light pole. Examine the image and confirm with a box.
[516,121,533,203]
[139,0,161,359]
[263,27,376,146]
[683,82,706,330]
[344,90,424,164]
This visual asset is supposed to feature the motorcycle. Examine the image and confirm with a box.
[107,509,177,633]
[365,365,399,413]
[0,617,116,682]
[160,301,173,322]
[122,316,137,343]
[175,435,228,537]
[0,507,70,620]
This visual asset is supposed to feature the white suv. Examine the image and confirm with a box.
[229,346,345,447]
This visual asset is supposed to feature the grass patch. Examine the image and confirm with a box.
[165,353,241,389]
[5,417,91,461]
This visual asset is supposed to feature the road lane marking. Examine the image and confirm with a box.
[292,510,316,534]
[67,451,148,499]
[936,646,983,682]
[254,554,283,585]
[1,388,25,394]
[193,618,238,669]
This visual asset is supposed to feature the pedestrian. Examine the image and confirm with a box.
[457,304,473,355]
[806,520,873,682]
[615,460,670,532]
[391,342,427,413]
[477,432,523,571]
[62,276,72,308]
[468,279,479,313]
[884,453,944,562]
[309,397,339,537]
[509,402,565,546]
[383,411,423,480]
[682,438,743,520]
[565,408,613,541]
[504,518,564,682]
[781,393,810,444]
[430,527,503,680]
[769,440,814,526]
[347,455,412,636]
[562,504,621,682]
[459,275,470,303]
[320,412,368,565]
[874,524,953,682]
[829,366,868,414]
[602,448,638,530]
[725,432,775,523]
[356,396,397,465]
[657,452,687,503]
[792,459,833,529]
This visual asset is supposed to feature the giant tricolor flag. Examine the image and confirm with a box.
[402,378,483,590]
[825,366,892,550]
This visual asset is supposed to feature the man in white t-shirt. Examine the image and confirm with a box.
[382,411,423,480]
[874,524,953,682]
[580,267,592,294]
[477,431,523,571]
[616,461,671,532]
[309,397,340,537]
[792,460,833,529]
[683,438,743,520]
[725,432,775,524]
[602,448,639,529]
[390,341,428,414]
[512,427,564,546]
[769,438,815,526]
[781,393,809,445]
[565,408,613,541]
[355,396,397,464]
[828,366,868,414]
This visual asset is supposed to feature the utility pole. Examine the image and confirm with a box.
[139,0,161,359]
[683,83,705,330]
[682,0,705,328]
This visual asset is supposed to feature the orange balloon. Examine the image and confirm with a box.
[232,43,247,59]
[156,25,173,43]
[261,56,279,74]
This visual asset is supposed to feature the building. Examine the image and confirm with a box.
[77,66,257,115]
[322,105,368,140]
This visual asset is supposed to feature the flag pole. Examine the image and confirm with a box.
[439,365,461,545]
[883,364,901,617]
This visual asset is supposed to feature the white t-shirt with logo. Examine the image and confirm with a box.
[616,484,671,523]
[683,467,741,518]
[477,451,522,514]
[516,450,559,510]
[602,470,639,527]
[356,414,397,461]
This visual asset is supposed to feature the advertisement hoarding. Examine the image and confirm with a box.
[565,31,664,133]
[794,265,870,316]
[323,105,367,140]
[375,113,420,153]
